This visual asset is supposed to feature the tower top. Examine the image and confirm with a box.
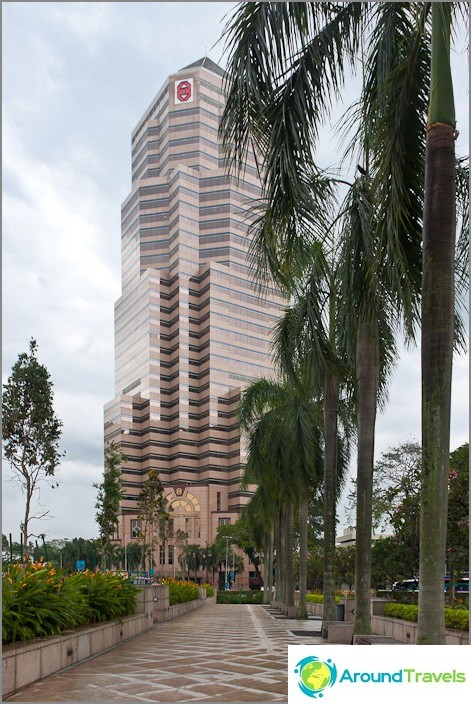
[180,56,225,78]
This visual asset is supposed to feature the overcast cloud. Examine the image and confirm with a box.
[2,2,469,544]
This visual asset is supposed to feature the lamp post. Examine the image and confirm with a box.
[224,536,232,590]
[124,534,128,573]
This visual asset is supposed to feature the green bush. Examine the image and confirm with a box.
[2,563,88,643]
[160,578,200,605]
[306,593,340,604]
[384,602,469,631]
[216,590,263,604]
[68,571,139,623]
[201,583,215,597]
[2,563,140,644]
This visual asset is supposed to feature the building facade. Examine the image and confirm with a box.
[104,57,285,584]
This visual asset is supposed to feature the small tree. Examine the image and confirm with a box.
[2,339,64,561]
[136,470,167,573]
[94,442,125,570]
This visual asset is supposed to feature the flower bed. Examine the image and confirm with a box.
[2,563,140,645]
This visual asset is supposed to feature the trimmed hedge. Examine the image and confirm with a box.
[217,590,263,604]
[306,593,341,604]
[384,602,469,631]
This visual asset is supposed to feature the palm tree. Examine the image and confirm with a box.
[244,486,277,603]
[273,242,353,625]
[179,544,203,580]
[219,2,468,641]
[418,2,458,644]
[239,374,324,617]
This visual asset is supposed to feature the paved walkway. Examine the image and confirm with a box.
[6,604,324,702]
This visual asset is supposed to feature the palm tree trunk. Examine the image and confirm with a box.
[323,372,339,623]
[285,502,295,609]
[296,495,309,619]
[354,317,379,635]
[263,526,274,604]
[418,4,456,646]
[277,506,286,604]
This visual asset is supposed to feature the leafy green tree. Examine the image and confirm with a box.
[446,443,469,582]
[136,469,167,573]
[2,338,64,561]
[371,537,418,590]
[345,441,422,565]
[216,517,262,583]
[335,545,356,591]
[60,537,101,572]
[94,442,125,570]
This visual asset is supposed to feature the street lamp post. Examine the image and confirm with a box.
[124,534,128,573]
[224,536,232,590]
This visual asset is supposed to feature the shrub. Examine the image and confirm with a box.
[68,571,139,623]
[2,563,87,643]
[384,602,469,631]
[200,583,215,597]
[306,593,340,604]
[216,590,263,604]
[160,577,199,605]
[2,563,140,644]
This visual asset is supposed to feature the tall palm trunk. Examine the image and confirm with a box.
[296,495,309,619]
[285,502,295,609]
[263,526,274,604]
[354,317,379,635]
[418,2,456,646]
[275,507,285,604]
[323,371,339,624]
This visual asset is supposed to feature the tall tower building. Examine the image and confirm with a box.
[104,58,285,583]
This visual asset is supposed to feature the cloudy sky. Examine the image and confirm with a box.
[2,2,469,545]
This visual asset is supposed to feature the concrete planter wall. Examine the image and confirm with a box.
[3,585,211,698]
[306,598,468,645]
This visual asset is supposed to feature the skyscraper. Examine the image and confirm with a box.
[104,57,285,584]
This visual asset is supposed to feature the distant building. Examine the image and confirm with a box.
[104,58,285,585]
[336,528,392,546]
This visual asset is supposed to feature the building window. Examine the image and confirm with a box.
[218,517,231,526]
[159,545,165,565]
[131,520,142,539]
[168,545,174,565]
[185,517,192,536]
[168,518,174,537]
[216,492,221,511]
[194,518,201,538]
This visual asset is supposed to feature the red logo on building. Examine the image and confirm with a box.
[176,80,192,102]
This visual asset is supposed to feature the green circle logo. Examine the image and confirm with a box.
[294,656,337,698]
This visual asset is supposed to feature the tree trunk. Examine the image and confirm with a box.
[23,472,32,563]
[276,507,285,604]
[323,372,339,623]
[296,495,309,619]
[419,122,455,644]
[354,316,379,635]
[285,502,295,608]
[417,1,456,647]
[263,526,274,604]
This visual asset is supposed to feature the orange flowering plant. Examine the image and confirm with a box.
[2,562,140,644]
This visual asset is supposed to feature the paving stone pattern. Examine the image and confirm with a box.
[6,604,324,702]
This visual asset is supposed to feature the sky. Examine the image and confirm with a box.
[2,2,469,545]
